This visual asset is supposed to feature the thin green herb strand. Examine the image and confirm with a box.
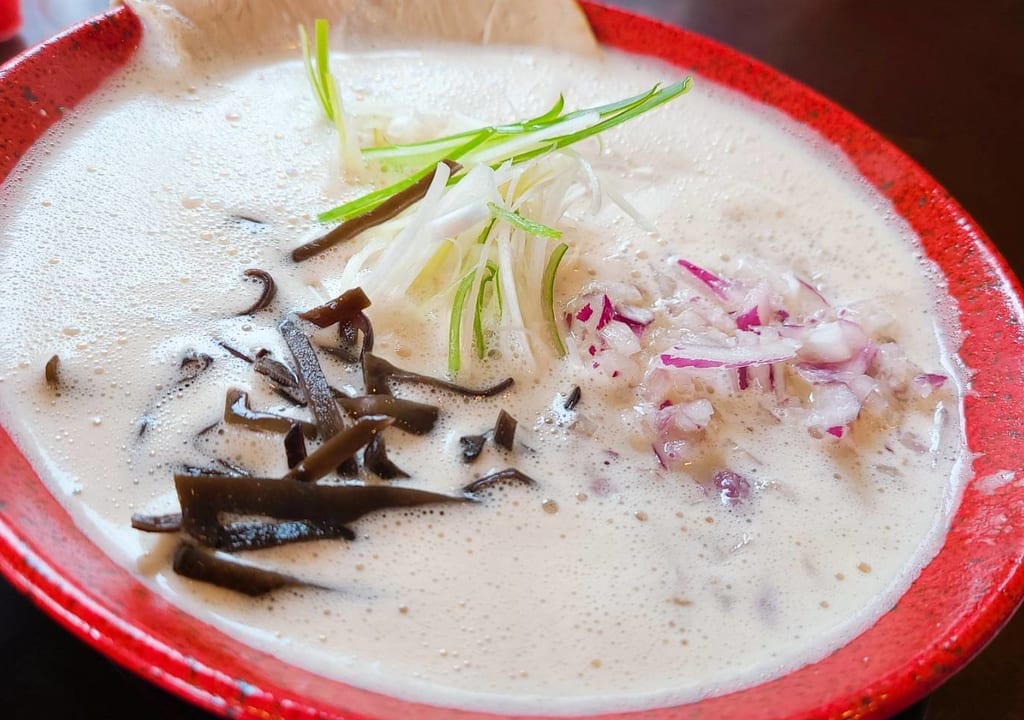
[318,128,496,223]
[488,260,503,317]
[320,80,691,223]
[473,264,498,359]
[510,79,691,165]
[542,243,570,357]
[448,270,477,373]
[299,25,330,118]
[523,94,565,127]
[475,218,496,245]
[314,20,333,121]
[487,202,562,239]
[362,95,565,163]
[363,88,645,162]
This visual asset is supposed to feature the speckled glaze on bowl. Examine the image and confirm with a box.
[1,3,1022,719]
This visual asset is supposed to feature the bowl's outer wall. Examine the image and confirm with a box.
[1,3,1023,720]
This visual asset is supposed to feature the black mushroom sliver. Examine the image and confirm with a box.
[280,317,358,475]
[217,340,255,364]
[131,511,182,533]
[291,160,462,262]
[172,542,314,597]
[224,387,317,438]
[493,409,518,451]
[178,352,213,384]
[463,468,538,495]
[174,472,473,548]
[236,268,278,316]
[130,285,543,594]
[254,354,301,390]
[298,287,374,363]
[335,394,439,435]
[362,352,514,398]
[283,424,307,469]
[334,310,374,362]
[564,385,582,411]
[44,354,60,387]
[297,287,371,328]
[459,434,487,463]
[363,434,410,479]
[215,518,356,552]
[283,415,393,483]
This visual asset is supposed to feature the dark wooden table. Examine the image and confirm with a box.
[1,1,1021,718]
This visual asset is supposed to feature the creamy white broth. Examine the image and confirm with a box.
[0,39,967,715]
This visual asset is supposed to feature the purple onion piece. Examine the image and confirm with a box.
[713,469,751,506]
[677,258,732,299]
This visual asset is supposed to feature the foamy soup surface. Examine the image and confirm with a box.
[0,10,966,715]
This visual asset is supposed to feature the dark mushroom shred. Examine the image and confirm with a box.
[181,464,228,477]
[459,434,487,464]
[131,511,182,533]
[44,354,60,387]
[181,461,252,478]
[232,214,269,227]
[564,385,582,411]
[179,353,213,384]
[280,317,357,474]
[236,268,277,316]
[254,354,300,390]
[336,395,439,435]
[195,419,220,437]
[224,387,317,439]
[253,354,306,405]
[172,542,312,597]
[217,341,254,364]
[216,518,355,552]
[363,433,409,479]
[363,352,514,398]
[291,160,462,262]
[283,424,307,469]
[493,409,518,451]
[284,415,393,483]
[297,287,371,328]
[463,468,538,495]
[174,472,472,547]
[337,311,374,362]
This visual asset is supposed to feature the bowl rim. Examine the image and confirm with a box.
[2,3,1024,719]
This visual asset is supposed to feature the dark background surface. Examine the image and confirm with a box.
[1,1,1021,718]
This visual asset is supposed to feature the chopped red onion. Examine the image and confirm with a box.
[912,373,948,398]
[661,335,799,369]
[713,469,751,506]
[735,305,761,331]
[657,399,714,438]
[797,320,869,364]
[677,258,733,300]
[597,295,615,330]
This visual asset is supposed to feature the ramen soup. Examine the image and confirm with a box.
[0,4,966,715]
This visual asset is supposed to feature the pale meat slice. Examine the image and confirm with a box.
[121,0,598,68]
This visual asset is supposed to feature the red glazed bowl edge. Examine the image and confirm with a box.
[1,4,1023,720]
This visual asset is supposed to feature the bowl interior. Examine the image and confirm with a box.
[1,4,1024,719]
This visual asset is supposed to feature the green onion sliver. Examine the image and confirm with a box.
[473,263,498,359]
[542,243,570,357]
[511,79,692,166]
[299,26,325,117]
[319,129,496,223]
[315,19,332,117]
[487,202,562,239]
[448,270,477,373]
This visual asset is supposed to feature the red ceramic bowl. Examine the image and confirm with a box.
[1,4,1023,719]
